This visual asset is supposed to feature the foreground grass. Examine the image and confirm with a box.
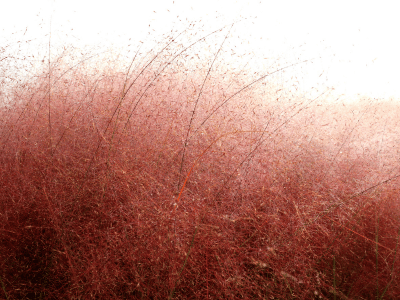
[1,23,400,299]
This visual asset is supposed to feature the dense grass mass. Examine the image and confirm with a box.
[1,24,400,299]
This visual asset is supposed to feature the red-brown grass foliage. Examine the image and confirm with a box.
[1,23,400,299]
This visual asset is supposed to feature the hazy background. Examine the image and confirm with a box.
[1,0,399,100]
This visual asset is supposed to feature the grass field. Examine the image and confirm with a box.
[1,23,400,299]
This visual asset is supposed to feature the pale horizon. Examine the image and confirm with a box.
[1,0,399,100]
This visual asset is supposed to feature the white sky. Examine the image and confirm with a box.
[1,0,400,100]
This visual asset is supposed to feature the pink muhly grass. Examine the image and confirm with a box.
[0,21,400,299]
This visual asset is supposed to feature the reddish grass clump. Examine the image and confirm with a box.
[1,23,400,299]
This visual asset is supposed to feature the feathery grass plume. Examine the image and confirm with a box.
[1,20,400,299]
